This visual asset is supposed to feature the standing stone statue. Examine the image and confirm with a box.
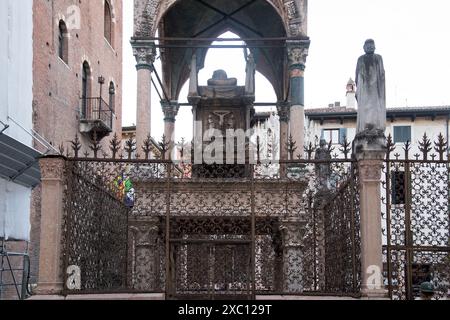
[355,39,386,134]
[245,53,256,96]
[315,139,331,190]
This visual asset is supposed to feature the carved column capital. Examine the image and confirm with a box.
[129,219,160,246]
[359,160,383,182]
[39,156,66,181]
[287,41,310,72]
[277,101,291,123]
[161,101,180,123]
[132,41,156,70]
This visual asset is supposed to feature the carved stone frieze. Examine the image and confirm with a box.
[39,156,66,181]
[358,160,383,182]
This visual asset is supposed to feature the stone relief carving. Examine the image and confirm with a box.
[284,0,298,19]
[40,157,66,180]
[358,161,383,181]
[130,222,160,291]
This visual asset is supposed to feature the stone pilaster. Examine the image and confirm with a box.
[132,41,156,151]
[36,156,66,295]
[287,41,309,157]
[129,218,161,292]
[280,217,307,293]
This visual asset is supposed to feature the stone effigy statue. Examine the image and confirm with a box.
[245,53,256,95]
[315,139,331,190]
[355,39,386,135]
[207,70,237,86]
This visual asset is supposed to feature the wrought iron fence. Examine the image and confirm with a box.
[382,133,450,300]
[62,160,129,294]
[59,134,361,298]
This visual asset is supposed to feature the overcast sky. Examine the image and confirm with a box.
[122,0,450,141]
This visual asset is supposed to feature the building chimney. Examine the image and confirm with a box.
[346,78,356,108]
[335,101,341,107]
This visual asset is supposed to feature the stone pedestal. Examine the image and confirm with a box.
[36,156,66,295]
[280,218,307,293]
[355,134,388,299]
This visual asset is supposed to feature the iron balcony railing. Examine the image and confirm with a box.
[80,97,113,130]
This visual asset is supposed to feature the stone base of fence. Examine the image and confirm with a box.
[28,293,165,300]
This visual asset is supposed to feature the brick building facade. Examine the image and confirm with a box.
[29,0,123,291]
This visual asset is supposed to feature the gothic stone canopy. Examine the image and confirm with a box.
[133,0,309,100]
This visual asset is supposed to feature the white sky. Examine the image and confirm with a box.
[122,0,450,141]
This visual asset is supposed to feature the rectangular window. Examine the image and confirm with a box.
[391,171,406,205]
[394,126,412,144]
[322,128,347,144]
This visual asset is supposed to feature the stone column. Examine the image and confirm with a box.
[132,42,156,150]
[287,42,309,158]
[356,142,388,299]
[36,156,66,295]
[162,100,180,160]
[280,217,307,293]
[277,101,290,161]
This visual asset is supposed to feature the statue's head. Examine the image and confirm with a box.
[212,69,228,80]
[364,39,376,54]
[319,139,327,148]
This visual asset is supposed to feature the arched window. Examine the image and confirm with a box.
[81,62,91,118]
[104,1,113,45]
[109,81,116,113]
[58,20,69,63]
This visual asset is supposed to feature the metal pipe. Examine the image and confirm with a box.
[0,121,9,135]
[154,44,288,49]
[178,102,278,107]
[133,36,309,42]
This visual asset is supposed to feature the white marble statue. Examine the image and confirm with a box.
[355,39,386,134]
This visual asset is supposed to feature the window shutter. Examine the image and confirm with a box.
[339,128,347,144]
[394,126,412,143]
